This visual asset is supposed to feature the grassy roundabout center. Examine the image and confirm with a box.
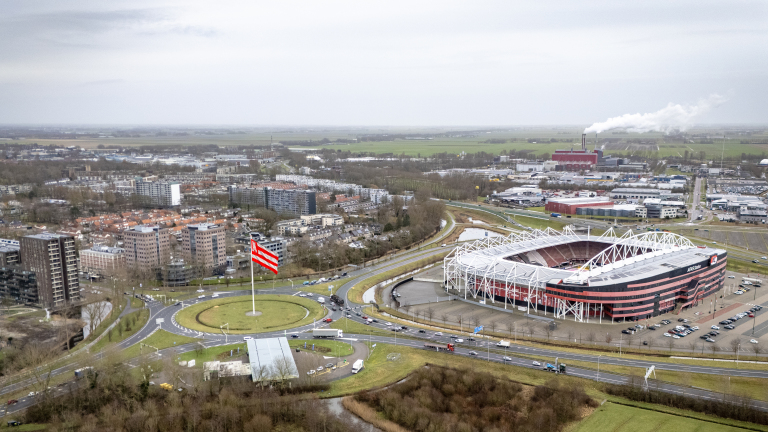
[175,294,326,334]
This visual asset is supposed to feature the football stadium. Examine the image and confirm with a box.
[444,226,726,322]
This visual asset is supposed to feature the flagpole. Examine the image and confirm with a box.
[251,248,256,315]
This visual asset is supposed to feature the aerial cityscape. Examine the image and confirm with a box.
[1,1,767,431]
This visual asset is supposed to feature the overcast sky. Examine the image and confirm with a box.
[0,0,766,126]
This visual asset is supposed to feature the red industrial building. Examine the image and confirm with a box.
[545,197,612,214]
[552,134,602,170]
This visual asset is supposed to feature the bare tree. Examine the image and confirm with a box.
[543,324,553,341]
[752,345,763,360]
[270,357,298,387]
[567,330,575,343]
[626,333,635,349]
[525,322,535,338]
[604,333,613,344]
[489,320,498,334]
[425,307,435,322]
[471,316,481,330]
[730,337,743,357]
[20,344,57,401]
[456,314,463,331]
[505,321,514,336]
[647,338,655,351]
[710,343,719,358]
[666,337,675,352]
[586,332,596,345]
[440,313,448,326]
[253,364,270,389]
[688,342,697,354]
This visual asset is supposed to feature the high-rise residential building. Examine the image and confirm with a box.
[182,223,226,272]
[123,225,170,270]
[80,245,126,275]
[0,244,20,267]
[20,233,80,308]
[135,180,181,206]
[228,186,316,215]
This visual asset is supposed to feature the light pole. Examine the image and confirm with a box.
[597,355,601,382]
[287,279,293,288]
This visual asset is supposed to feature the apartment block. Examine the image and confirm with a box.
[20,233,80,308]
[228,186,316,215]
[0,244,20,267]
[135,180,181,206]
[183,223,226,272]
[80,245,126,275]
[248,232,286,267]
[123,225,170,270]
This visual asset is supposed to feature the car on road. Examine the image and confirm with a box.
[753,260,760,263]
[468,351,478,356]
[6,400,17,405]
[212,294,219,298]
[291,334,299,338]
[418,329,426,333]
[728,275,735,279]
[323,318,333,323]
[175,302,181,306]
[468,337,476,341]
[325,363,334,368]
[401,326,408,330]
[243,336,252,341]
[385,322,392,326]
[455,339,464,343]
[502,356,512,361]
[306,370,315,375]
[532,361,541,366]
[751,339,759,344]
[316,366,324,371]
[198,295,205,299]
[362,316,368,320]
[434,332,443,336]
[711,325,720,330]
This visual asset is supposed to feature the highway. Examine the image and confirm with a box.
[6,208,768,416]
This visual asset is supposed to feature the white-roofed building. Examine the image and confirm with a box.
[246,337,299,383]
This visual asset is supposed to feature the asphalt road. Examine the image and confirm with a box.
[7,208,768,415]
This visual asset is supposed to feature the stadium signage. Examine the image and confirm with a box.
[686,265,702,273]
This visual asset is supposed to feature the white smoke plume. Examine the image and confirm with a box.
[584,94,726,134]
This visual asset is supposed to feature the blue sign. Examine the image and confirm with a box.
[473,325,483,334]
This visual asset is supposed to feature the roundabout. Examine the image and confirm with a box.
[175,294,326,334]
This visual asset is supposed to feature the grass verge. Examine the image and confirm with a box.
[179,343,247,365]
[121,329,201,359]
[89,308,150,353]
[289,339,353,357]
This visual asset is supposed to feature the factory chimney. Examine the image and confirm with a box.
[581,133,586,151]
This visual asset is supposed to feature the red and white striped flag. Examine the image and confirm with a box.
[251,239,279,274]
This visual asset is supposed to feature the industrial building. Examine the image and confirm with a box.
[609,188,682,200]
[544,197,611,214]
[575,204,641,218]
[246,337,299,383]
[551,135,602,170]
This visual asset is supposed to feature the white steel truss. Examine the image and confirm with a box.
[444,226,697,321]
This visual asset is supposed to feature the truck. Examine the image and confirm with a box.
[550,213,561,218]
[351,359,364,374]
[424,343,455,352]
[312,328,343,338]
[496,340,511,348]
[559,364,567,374]
[317,297,325,304]
[74,367,93,379]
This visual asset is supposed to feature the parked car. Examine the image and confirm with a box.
[532,361,541,366]
[750,339,759,344]
[711,325,720,330]
[468,351,478,356]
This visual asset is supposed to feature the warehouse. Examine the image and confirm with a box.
[544,197,611,214]
[575,204,640,218]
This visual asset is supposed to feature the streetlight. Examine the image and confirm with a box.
[597,355,601,382]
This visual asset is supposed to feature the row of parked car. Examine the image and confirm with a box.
[718,305,763,328]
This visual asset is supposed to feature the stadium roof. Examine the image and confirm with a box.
[446,226,714,288]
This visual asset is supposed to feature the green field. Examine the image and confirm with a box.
[175,294,326,334]
[573,402,753,432]
[179,343,247,364]
[289,339,354,357]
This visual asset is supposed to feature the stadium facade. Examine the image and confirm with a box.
[444,226,726,322]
